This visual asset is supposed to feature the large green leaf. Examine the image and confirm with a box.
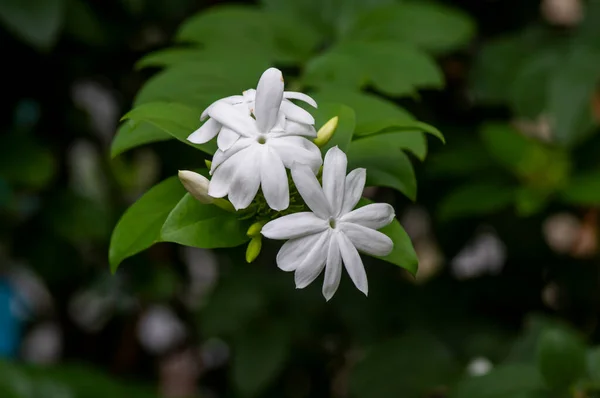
[438,183,515,221]
[350,331,460,398]
[110,120,171,158]
[109,177,186,272]
[122,102,216,155]
[312,102,356,152]
[352,131,428,160]
[312,90,415,134]
[560,170,600,205]
[346,1,475,54]
[0,0,65,50]
[161,194,249,249]
[536,327,587,391]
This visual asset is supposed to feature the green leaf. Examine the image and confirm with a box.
[438,183,515,221]
[449,364,548,398]
[368,120,445,143]
[304,52,367,89]
[353,131,427,160]
[122,102,216,155]
[0,133,56,189]
[135,48,217,70]
[350,331,460,398]
[233,322,289,397]
[560,170,600,205]
[349,142,417,200]
[357,198,418,274]
[346,2,475,54]
[536,327,587,391]
[312,90,415,134]
[111,120,171,158]
[109,177,186,272]
[313,102,356,152]
[161,194,249,249]
[0,0,65,50]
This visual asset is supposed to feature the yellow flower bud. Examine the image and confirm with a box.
[245,236,262,263]
[246,220,267,237]
[205,159,212,169]
[314,116,339,147]
[178,170,212,204]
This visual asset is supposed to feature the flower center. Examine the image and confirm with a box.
[329,218,337,229]
[257,135,267,144]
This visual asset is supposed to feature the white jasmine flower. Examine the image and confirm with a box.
[261,147,395,300]
[188,68,318,151]
[206,69,322,211]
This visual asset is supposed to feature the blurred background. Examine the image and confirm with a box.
[2,0,600,397]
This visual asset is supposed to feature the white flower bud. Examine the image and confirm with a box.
[178,170,213,204]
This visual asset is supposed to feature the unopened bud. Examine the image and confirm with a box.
[204,159,212,169]
[178,170,212,204]
[314,116,339,147]
[245,236,262,263]
[246,220,267,237]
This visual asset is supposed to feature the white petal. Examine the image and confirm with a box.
[339,222,393,256]
[200,95,245,121]
[294,230,330,289]
[187,118,220,144]
[280,100,315,125]
[208,149,247,198]
[337,232,368,296]
[261,212,328,240]
[255,68,284,132]
[340,203,395,230]
[269,136,322,173]
[323,146,347,217]
[210,138,253,174]
[284,91,318,108]
[217,127,239,151]
[208,102,259,137]
[260,146,289,211]
[242,89,256,108]
[291,163,331,219]
[322,234,342,301]
[340,168,366,215]
[276,233,323,272]
[279,120,317,137]
[227,148,261,210]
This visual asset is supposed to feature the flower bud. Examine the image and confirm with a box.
[178,170,213,204]
[246,220,267,237]
[204,159,212,169]
[245,236,262,263]
[314,116,339,147]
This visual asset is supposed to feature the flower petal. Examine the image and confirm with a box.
[340,168,366,215]
[276,233,323,272]
[217,127,239,151]
[278,120,317,137]
[339,203,395,230]
[260,146,289,211]
[255,68,284,132]
[269,136,322,173]
[280,100,315,125]
[227,147,261,210]
[322,234,342,301]
[339,222,393,256]
[284,91,318,108]
[208,149,247,198]
[261,212,328,240]
[337,232,368,296]
[294,230,330,289]
[200,95,245,121]
[291,163,331,219]
[208,102,259,137]
[187,118,220,144]
[323,146,347,216]
[210,138,253,174]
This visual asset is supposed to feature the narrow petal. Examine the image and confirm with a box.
[284,91,318,108]
[294,230,330,289]
[187,118,220,144]
[217,127,240,151]
[337,232,368,296]
[340,203,395,230]
[340,168,366,215]
[269,136,322,173]
[262,212,328,240]
[276,233,323,271]
[260,146,289,211]
[200,95,245,120]
[280,100,315,125]
[208,149,247,198]
[323,147,347,216]
[322,234,342,301]
[255,68,284,132]
[276,120,317,137]
[291,163,331,219]
[210,138,253,174]
[339,222,393,256]
[228,147,261,210]
[209,102,259,137]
